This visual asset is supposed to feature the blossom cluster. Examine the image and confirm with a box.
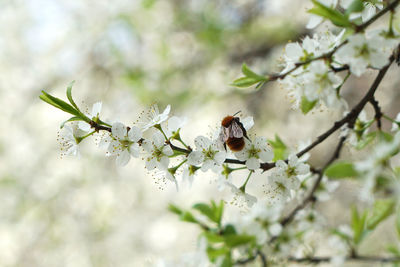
[56,98,314,207]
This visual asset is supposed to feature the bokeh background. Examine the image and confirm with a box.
[1,0,400,266]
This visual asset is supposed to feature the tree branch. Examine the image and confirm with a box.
[369,97,383,129]
[289,254,400,263]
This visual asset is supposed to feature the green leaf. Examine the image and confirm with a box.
[66,81,80,112]
[351,206,368,245]
[232,77,261,88]
[40,90,81,117]
[181,211,198,224]
[397,208,400,239]
[356,132,376,150]
[223,224,237,235]
[325,162,358,179]
[224,234,255,248]
[60,116,83,129]
[212,200,224,225]
[387,244,400,256]
[204,232,225,243]
[379,131,394,142]
[344,0,364,16]
[309,0,353,27]
[332,229,352,241]
[268,134,287,161]
[300,96,317,114]
[367,199,395,230]
[193,203,217,223]
[206,246,229,261]
[168,204,182,215]
[219,254,232,267]
[241,64,266,80]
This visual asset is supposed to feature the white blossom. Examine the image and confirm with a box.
[234,137,273,170]
[225,181,257,208]
[141,104,171,131]
[335,33,394,76]
[341,0,383,22]
[57,123,83,157]
[165,116,187,137]
[392,113,400,132]
[108,122,142,166]
[78,102,102,131]
[142,131,173,170]
[302,60,343,107]
[187,136,226,172]
[274,154,310,190]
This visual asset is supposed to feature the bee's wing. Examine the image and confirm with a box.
[219,126,229,142]
[231,121,243,138]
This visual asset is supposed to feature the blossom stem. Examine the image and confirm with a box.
[81,130,96,140]
[383,114,397,123]
[154,124,169,140]
[239,171,253,193]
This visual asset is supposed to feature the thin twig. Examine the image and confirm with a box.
[369,97,383,130]
[288,255,400,263]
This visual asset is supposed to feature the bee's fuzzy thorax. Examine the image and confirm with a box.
[221,116,234,127]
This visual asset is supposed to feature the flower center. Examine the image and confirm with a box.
[286,166,297,177]
[248,145,261,158]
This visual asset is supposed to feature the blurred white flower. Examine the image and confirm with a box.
[78,101,102,131]
[302,60,343,107]
[141,104,171,131]
[187,136,226,172]
[341,0,383,22]
[142,132,173,170]
[391,113,400,132]
[58,123,83,157]
[225,181,257,208]
[164,116,187,138]
[234,137,273,170]
[274,155,310,190]
[108,122,142,166]
[335,33,394,76]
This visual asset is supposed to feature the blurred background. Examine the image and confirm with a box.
[1,0,400,266]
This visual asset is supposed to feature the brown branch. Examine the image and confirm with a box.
[369,97,383,129]
[289,255,400,263]
[355,0,400,32]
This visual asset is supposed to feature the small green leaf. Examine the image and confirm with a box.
[387,244,400,256]
[232,77,260,88]
[168,204,182,215]
[397,208,400,239]
[241,64,265,80]
[309,0,353,27]
[40,90,81,117]
[268,134,287,161]
[206,246,229,261]
[214,200,224,225]
[300,96,317,114]
[351,206,367,245]
[344,0,364,16]
[367,199,395,230]
[224,234,255,248]
[66,81,80,111]
[204,232,225,243]
[219,255,232,267]
[356,132,376,149]
[181,211,198,224]
[193,203,217,223]
[60,116,83,129]
[331,229,352,241]
[223,224,237,235]
[325,162,358,179]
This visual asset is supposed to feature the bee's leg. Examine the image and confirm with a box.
[223,142,227,151]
